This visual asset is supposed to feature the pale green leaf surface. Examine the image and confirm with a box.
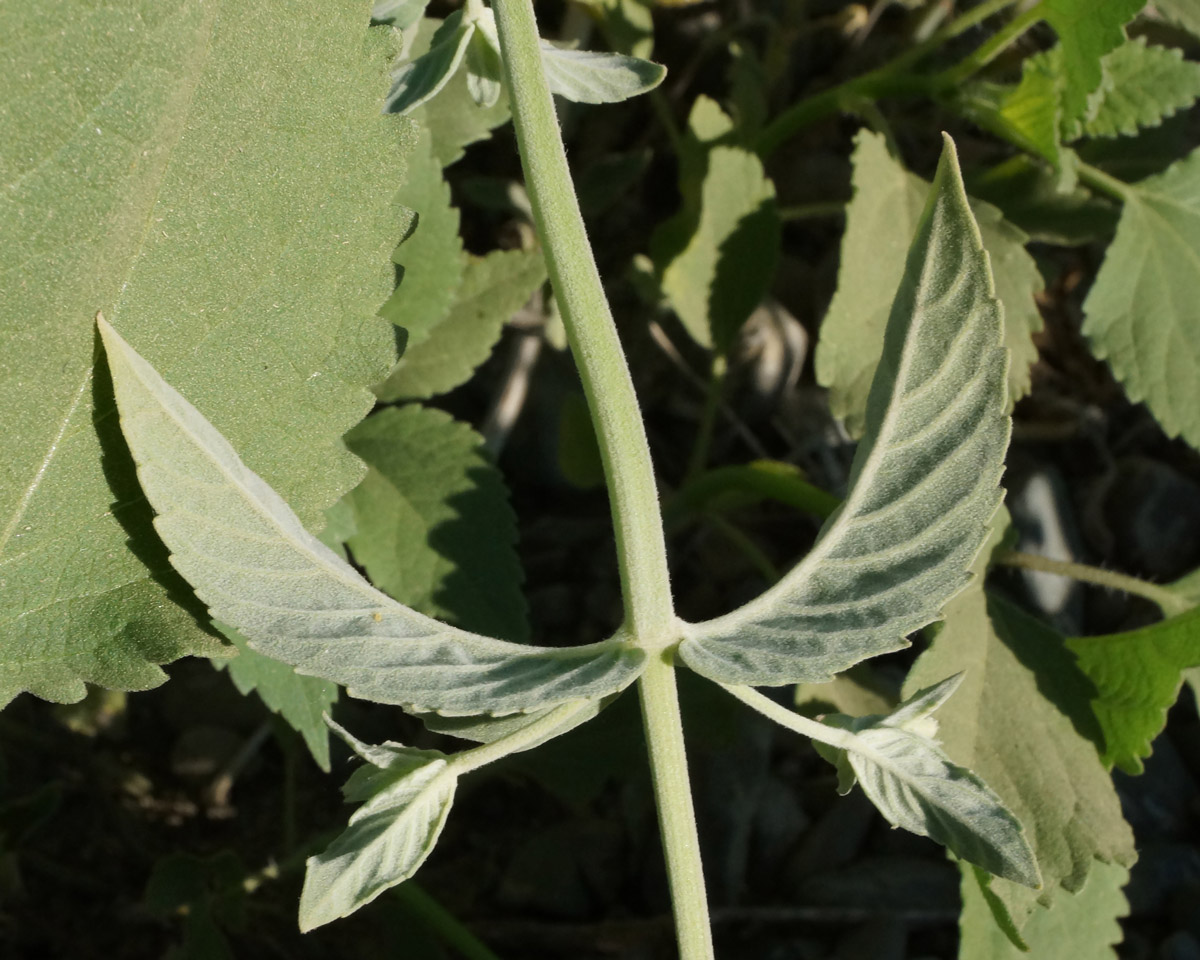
[408,17,511,166]
[300,737,456,930]
[378,125,464,350]
[1080,37,1200,139]
[97,319,645,716]
[679,137,1009,686]
[372,0,429,29]
[960,860,1128,959]
[653,98,779,353]
[904,580,1136,941]
[344,406,529,643]
[816,131,1042,436]
[794,668,896,718]
[384,11,474,117]
[214,628,338,772]
[1156,0,1200,36]
[1083,147,1200,448]
[0,1,406,706]
[539,43,666,104]
[374,248,547,401]
[1065,606,1200,774]
[1041,0,1145,125]
[822,693,1040,888]
[594,0,655,59]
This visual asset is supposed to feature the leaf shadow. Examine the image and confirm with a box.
[91,326,221,655]
[709,199,781,354]
[986,590,1106,755]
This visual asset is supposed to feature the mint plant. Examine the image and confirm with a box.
[8,1,1200,957]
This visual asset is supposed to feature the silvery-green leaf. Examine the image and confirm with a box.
[464,7,504,108]
[299,737,456,930]
[817,695,1040,890]
[539,42,666,104]
[680,136,1009,685]
[384,10,474,116]
[97,318,646,717]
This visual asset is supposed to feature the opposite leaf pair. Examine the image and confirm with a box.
[97,136,1038,932]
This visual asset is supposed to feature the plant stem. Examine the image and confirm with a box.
[935,1,1045,87]
[721,684,855,750]
[993,550,1189,616]
[1076,161,1134,203]
[638,651,715,960]
[685,354,726,482]
[493,6,713,956]
[493,0,675,645]
[755,0,1026,156]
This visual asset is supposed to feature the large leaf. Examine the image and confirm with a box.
[816,130,1042,436]
[1077,37,1200,139]
[97,319,645,716]
[215,628,338,772]
[821,678,1040,888]
[1065,606,1200,774]
[1041,0,1145,126]
[679,136,1009,686]
[344,405,529,643]
[1083,147,1200,449]
[960,860,1129,959]
[299,726,456,930]
[0,1,406,706]
[904,580,1136,944]
[374,247,547,402]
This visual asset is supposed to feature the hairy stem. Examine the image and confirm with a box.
[492,5,713,957]
[993,550,1189,617]
[935,2,1045,87]
[493,0,675,645]
[722,683,855,750]
[1076,161,1134,203]
[638,651,715,960]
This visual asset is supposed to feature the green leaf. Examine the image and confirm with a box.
[816,131,1043,436]
[464,10,504,108]
[653,97,780,353]
[372,0,430,29]
[0,1,405,707]
[1065,606,1200,774]
[1078,37,1200,139]
[962,52,1064,167]
[1041,0,1145,126]
[592,0,655,59]
[378,125,464,349]
[343,405,529,643]
[1156,0,1200,37]
[1082,146,1200,449]
[904,579,1136,943]
[539,43,666,104]
[299,724,456,930]
[215,628,338,772]
[97,318,645,716]
[374,247,548,402]
[384,11,474,117]
[820,677,1041,889]
[679,136,1009,686]
[408,17,511,166]
[960,860,1129,959]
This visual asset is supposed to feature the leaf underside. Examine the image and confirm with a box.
[0,0,406,707]
[98,319,645,717]
[680,135,1009,686]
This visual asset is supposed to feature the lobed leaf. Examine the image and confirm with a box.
[98,318,645,717]
[0,0,406,706]
[1156,0,1200,37]
[1076,37,1200,139]
[1041,0,1145,127]
[539,44,666,104]
[374,247,548,402]
[817,130,1042,436]
[299,732,456,930]
[343,406,529,643]
[960,860,1129,958]
[1083,146,1200,450]
[680,136,1009,686]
